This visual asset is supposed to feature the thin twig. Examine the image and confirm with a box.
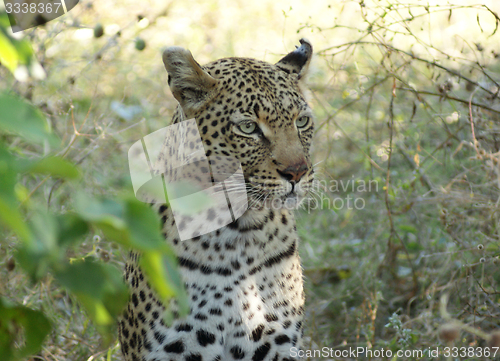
[320,41,497,96]
[396,143,434,192]
[468,88,481,157]
[382,77,419,294]
[397,87,500,116]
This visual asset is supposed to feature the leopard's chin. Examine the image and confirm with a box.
[246,180,312,210]
[252,192,305,210]
[282,191,308,208]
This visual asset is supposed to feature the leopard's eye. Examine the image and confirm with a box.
[238,121,258,134]
[296,116,310,129]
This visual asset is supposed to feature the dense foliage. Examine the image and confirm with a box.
[0,12,185,360]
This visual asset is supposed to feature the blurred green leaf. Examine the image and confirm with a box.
[21,156,79,179]
[16,212,88,280]
[75,194,187,317]
[75,195,126,228]
[0,147,32,241]
[54,260,128,343]
[406,241,424,251]
[0,12,38,79]
[75,195,165,250]
[0,145,79,243]
[140,250,189,320]
[485,243,499,252]
[398,225,417,234]
[31,211,59,251]
[123,197,166,249]
[0,92,59,146]
[56,213,89,247]
[140,250,176,297]
[0,297,51,361]
[16,212,60,280]
[0,30,18,72]
[16,244,50,281]
[0,11,10,28]
[0,196,30,241]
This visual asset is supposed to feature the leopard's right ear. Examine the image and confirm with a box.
[276,38,312,80]
[162,47,218,116]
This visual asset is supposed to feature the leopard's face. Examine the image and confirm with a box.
[164,39,314,210]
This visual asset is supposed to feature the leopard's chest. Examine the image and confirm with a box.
[169,209,305,354]
[170,208,305,324]
[121,208,305,361]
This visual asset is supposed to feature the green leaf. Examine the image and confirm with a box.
[16,211,89,279]
[0,297,51,361]
[54,260,128,331]
[31,211,59,251]
[0,150,78,242]
[139,251,176,300]
[0,12,38,79]
[75,195,165,250]
[123,197,166,250]
[22,156,79,179]
[398,224,417,234]
[16,211,60,280]
[0,30,18,72]
[74,194,187,318]
[140,250,189,319]
[0,196,31,242]
[485,242,499,252]
[15,245,49,281]
[407,241,423,251]
[56,213,89,247]
[0,147,32,242]
[0,92,59,146]
[75,195,126,227]
[55,260,123,301]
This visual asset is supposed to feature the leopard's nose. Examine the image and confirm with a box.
[277,161,308,184]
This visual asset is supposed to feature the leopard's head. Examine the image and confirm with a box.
[163,39,314,211]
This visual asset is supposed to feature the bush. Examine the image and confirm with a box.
[0,16,185,360]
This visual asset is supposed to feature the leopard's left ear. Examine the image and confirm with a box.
[276,38,313,80]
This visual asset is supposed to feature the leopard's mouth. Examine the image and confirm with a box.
[245,176,312,210]
[281,190,304,207]
[259,187,307,210]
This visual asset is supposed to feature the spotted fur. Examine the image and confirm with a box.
[119,39,315,361]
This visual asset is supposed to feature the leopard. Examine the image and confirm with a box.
[119,38,315,361]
